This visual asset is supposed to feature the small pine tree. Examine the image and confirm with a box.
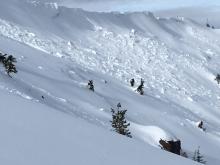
[110,103,132,138]
[193,147,206,164]
[215,74,220,84]
[4,55,17,76]
[137,78,144,95]
[88,80,94,91]
[130,78,135,87]
[0,53,17,77]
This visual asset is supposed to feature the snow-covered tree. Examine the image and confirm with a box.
[88,80,94,91]
[137,78,144,95]
[110,103,132,138]
[193,147,206,164]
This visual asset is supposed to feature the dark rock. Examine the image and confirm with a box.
[159,139,181,155]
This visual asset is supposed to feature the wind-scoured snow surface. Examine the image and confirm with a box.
[155,6,220,29]
[0,0,220,165]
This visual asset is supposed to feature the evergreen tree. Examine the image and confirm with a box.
[88,80,94,91]
[110,103,132,138]
[137,78,144,95]
[215,74,220,84]
[130,78,135,87]
[4,55,17,76]
[193,147,206,164]
[0,53,17,77]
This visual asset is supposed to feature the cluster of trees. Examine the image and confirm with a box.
[86,76,210,164]
[0,52,17,77]
[130,78,144,95]
[87,78,145,95]
[206,23,215,29]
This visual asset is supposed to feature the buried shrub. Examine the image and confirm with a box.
[206,23,210,28]
[215,74,220,84]
[130,78,135,87]
[197,121,206,131]
[87,80,94,91]
[137,78,144,95]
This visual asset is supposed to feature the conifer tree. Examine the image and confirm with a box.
[88,80,94,91]
[137,78,144,95]
[130,78,135,87]
[4,55,17,76]
[0,53,17,77]
[193,147,206,164]
[110,103,132,138]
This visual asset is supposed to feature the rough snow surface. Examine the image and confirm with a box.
[0,0,220,165]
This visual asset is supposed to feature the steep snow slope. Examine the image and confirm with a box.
[0,37,201,165]
[0,0,220,165]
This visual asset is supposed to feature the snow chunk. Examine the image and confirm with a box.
[132,124,174,147]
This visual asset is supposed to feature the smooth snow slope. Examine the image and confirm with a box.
[0,0,220,165]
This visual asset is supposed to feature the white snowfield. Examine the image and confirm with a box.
[155,6,220,29]
[0,0,219,165]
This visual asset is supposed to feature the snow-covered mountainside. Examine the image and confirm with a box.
[155,6,220,29]
[0,0,220,165]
